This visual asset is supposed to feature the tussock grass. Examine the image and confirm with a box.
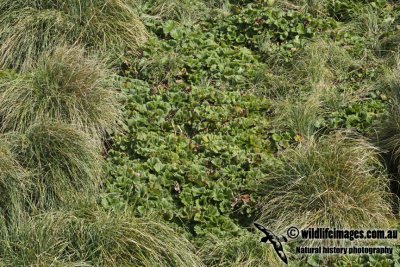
[377,122,400,174]
[375,59,400,175]
[151,0,206,21]
[136,0,212,25]
[379,31,400,58]
[199,232,285,267]
[254,63,301,99]
[0,139,28,223]
[295,39,355,85]
[260,39,355,98]
[280,0,330,16]
[269,39,370,137]
[0,205,203,267]
[343,7,394,54]
[259,131,393,242]
[4,121,102,210]
[274,96,323,139]
[0,46,120,136]
[0,0,147,70]
[352,6,384,38]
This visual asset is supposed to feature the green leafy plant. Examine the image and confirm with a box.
[130,22,263,90]
[104,78,277,237]
[206,2,337,59]
[100,1,400,266]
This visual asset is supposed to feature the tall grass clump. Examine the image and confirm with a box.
[379,30,400,59]
[375,60,400,175]
[261,39,354,98]
[280,0,330,17]
[0,0,147,70]
[259,131,393,238]
[295,39,354,86]
[0,139,29,223]
[135,0,211,25]
[4,121,102,210]
[199,232,285,267]
[274,96,323,139]
[0,205,203,267]
[0,46,120,136]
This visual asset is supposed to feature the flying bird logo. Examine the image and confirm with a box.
[254,223,288,264]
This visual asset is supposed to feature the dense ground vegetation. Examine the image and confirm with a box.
[1,0,400,266]
[105,0,400,266]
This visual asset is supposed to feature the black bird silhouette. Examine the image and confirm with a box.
[254,223,288,264]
